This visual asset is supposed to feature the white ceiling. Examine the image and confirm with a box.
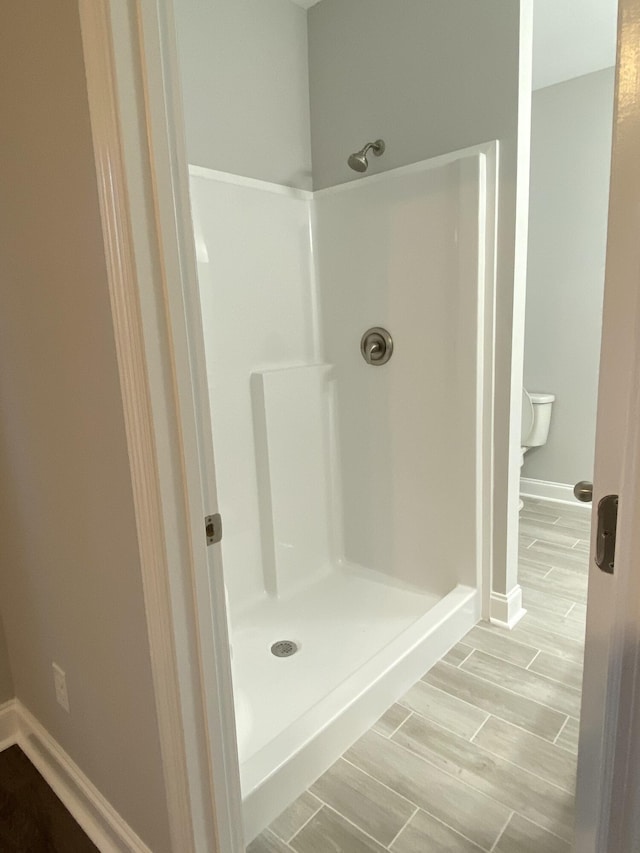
[532,0,618,89]
[290,0,618,91]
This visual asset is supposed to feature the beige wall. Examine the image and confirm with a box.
[174,0,313,190]
[0,3,171,850]
[0,620,14,704]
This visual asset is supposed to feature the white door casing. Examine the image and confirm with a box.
[575,0,640,850]
[79,1,244,851]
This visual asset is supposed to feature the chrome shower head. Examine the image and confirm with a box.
[347,139,386,173]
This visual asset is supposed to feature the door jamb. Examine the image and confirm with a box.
[79,1,244,851]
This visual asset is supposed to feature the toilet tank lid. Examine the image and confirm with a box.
[529,392,555,403]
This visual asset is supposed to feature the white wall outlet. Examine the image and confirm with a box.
[52,663,70,712]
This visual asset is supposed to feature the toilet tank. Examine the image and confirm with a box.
[527,392,555,447]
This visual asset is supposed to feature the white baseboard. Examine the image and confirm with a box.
[0,700,19,753]
[520,477,590,509]
[490,586,527,629]
[0,699,152,853]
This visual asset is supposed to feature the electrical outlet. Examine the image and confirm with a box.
[52,663,70,713]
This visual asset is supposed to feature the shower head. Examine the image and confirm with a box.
[347,139,386,173]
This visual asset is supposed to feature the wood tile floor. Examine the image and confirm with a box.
[249,498,588,853]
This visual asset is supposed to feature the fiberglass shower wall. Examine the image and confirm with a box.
[313,158,482,595]
[190,154,484,615]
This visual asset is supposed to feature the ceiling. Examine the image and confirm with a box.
[290,0,618,91]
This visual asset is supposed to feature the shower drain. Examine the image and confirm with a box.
[271,640,298,658]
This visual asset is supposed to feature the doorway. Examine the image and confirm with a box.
[158,4,616,849]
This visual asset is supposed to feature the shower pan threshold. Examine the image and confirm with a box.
[233,568,479,842]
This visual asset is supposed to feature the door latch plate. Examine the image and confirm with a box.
[596,494,618,574]
[205,513,222,546]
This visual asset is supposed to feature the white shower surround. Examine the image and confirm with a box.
[189,142,497,841]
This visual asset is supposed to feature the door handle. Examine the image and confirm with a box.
[574,481,593,503]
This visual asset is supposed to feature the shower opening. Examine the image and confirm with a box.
[174,2,498,842]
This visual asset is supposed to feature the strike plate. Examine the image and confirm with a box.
[596,494,618,575]
[205,513,222,546]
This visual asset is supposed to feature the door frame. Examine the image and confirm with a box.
[79,0,640,851]
[78,1,243,851]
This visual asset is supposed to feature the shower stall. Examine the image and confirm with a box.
[188,142,497,839]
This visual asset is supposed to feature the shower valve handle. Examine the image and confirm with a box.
[361,327,393,366]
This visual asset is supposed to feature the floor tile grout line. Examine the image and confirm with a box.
[390,808,496,853]
[385,805,419,850]
[523,552,590,573]
[285,799,325,845]
[290,799,391,851]
[352,732,528,835]
[402,706,578,795]
[427,659,581,719]
[383,709,413,740]
[426,664,580,726]
[339,753,421,813]
[527,661,584,691]
[523,533,585,550]
[456,647,475,668]
[564,602,577,617]
[394,718,579,818]
[500,810,575,850]
[482,614,586,656]
[469,622,541,656]
[260,828,296,852]
[489,810,514,852]
[399,680,500,732]
[469,711,574,752]
[284,801,324,844]
[522,611,585,640]
[469,713,490,743]
[398,696,490,744]
[316,802,392,850]
[553,715,571,746]
[525,649,542,671]
[459,647,583,701]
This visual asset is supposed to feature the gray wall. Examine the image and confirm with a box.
[174,0,313,190]
[0,3,171,850]
[308,0,519,189]
[523,68,615,485]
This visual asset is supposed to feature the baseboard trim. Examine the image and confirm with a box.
[520,477,590,509]
[490,586,527,629]
[0,700,152,852]
[0,700,19,754]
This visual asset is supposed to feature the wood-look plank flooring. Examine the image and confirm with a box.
[250,498,588,853]
[0,745,98,852]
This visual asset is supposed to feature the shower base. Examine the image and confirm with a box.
[233,565,479,842]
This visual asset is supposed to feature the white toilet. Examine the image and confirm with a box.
[520,389,555,509]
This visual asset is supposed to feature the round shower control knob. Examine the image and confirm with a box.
[361,327,393,366]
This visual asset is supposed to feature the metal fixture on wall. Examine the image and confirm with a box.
[361,327,393,365]
[348,139,386,172]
